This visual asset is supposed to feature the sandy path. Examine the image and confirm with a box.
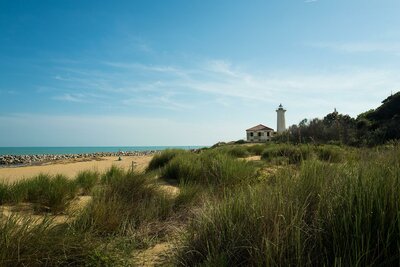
[0,155,153,183]
[134,242,173,266]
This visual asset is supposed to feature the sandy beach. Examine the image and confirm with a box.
[0,155,153,183]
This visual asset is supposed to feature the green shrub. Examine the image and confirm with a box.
[5,174,78,213]
[0,215,112,267]
[314,145,343,162]
[261,144,311,164]
[214,146,249,158]
[101,165,125,184]
[162,154,201,184]
[0,183,9,205]
[176,147,400,266]
[146,149,186,171]
[225,146,249,157]
[162,151,256,187]
[76,170,100,194]
[75,167,175,235]
[175,183,307,266]
[173,183,202,211]
[246,144,266,156]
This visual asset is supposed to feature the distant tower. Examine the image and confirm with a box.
[276,104,286,133]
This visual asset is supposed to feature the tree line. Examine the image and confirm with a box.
[274,92,400,146]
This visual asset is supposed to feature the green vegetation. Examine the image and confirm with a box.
[245,144,266,155]
[261,144,346,164]
[1,142,400,265]
[176,144,400,266]
[261,144,312,164]
[146,149,185,171]
[275,91,400,146]
[162,151,256,188]
[0,216,113,267]
[75,168,178,236]
[0,174,78,213]
[216,145,250,158]
[75,170,100,195]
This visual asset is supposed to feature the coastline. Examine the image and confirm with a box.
[0,155,154,183]
[0,150,159,167]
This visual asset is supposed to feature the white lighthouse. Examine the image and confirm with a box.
[276,104,286,133]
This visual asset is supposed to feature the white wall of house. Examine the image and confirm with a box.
[246,130,274,142]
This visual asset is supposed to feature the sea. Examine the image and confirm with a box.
[0,146,206,156]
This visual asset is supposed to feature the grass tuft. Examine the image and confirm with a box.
[261,144,312,164]
[76,170,100,195]
[176,146,400,266]
[0,215,117,266]
[146,149,186,171]
[75,167,176,236]
[162,151,257,188]
[2,174,77,213]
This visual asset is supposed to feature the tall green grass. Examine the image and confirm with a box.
[261,144,312,164]
[261,144,346,164]
[75,167,177,236]
[76,170,100,195]
[314,145,344,162]
[146,149,186,171]
[176,146,400,266]
[1,174,78,213]
[0,215,116,266]
[246,144,267,156]
[162,151,257,188]
[215,146,249,158]
[0,183,8,205]
[1,144,399,266]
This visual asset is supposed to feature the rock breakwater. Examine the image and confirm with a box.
[0,150,159,167]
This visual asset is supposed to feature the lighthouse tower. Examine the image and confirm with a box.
[276,104,286,133]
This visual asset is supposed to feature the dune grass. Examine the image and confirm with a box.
[0,183,8,205]
[215,146,250,158]
[75,170,100,195]
[74,167,195,239]
[245,144,267,156]
[314,145,344,162]
[0,174,78,213]
[0,215,117,267]
[261,144,312,164]
[162,151,257,188]
[1,144,399,266]
[146,149,186,171]
[175,145,400,266]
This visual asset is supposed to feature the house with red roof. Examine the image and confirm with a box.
[246,124,274,142]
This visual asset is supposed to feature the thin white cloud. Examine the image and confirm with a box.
[307,41,400,55]
[47,59,399,118]
[5,58,400,146]
[205,60,237,77]
[53,93,87,103]
[104,61,188,77]
[0,89,19,95]
[122,94,192,111]
[54,75,74,81]
[304,0,318,3]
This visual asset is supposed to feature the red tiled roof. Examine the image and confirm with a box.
[246,124,274,131]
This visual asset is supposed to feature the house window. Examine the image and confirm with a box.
[267,132,270,137]
[258,132,262,137]
[250,132,254,137]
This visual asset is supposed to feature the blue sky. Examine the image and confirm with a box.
[1,0,400,146]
